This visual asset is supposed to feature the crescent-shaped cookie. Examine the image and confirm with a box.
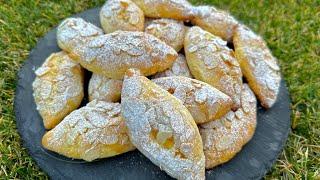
[152,54,192,78]
[233,25,281,108]
[152,76,233,124]
[100,0,145,33]
[121,69,205,180]
[191,6,239,41]
[88,73,123,102]
[145,18,187,52]
[57,18,104,53]
[200,84,257,169]
[32,52,84,129]
[131,0,194,20]
[184,26,243,110]
[42,100,135,162]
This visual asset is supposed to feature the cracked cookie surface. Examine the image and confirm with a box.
[234,25,281,108]
[42,100,135,162]
[153,76,233,124]
[100,0,145,33]
[121,69,205,180]
[32,52,84,129]
[184,26,243,110]
[200,84,257,169]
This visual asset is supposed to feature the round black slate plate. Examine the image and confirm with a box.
[14,7,291,180]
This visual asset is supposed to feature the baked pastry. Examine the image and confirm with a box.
[199,84,257,169]
[32,52,84,129]
[233,25,281,108]
[42,100,135,161]
[191,6,239,41]
[131,0,194,20]
[121,69,205,180]
[153,76,233,124]
[57,18,103,52]
[88,73,123,102]
[184,26,243,110]
[65,31,178,79]
[145,18,187,52]
[100,0,145,33]
[152,54,192,78]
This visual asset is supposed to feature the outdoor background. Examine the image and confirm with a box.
[0,0,319,179]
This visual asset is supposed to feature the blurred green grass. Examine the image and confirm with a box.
[0,0,319,179]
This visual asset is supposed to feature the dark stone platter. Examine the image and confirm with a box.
[14,7,291,180]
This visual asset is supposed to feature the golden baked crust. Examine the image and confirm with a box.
[233,25,281,108]
[88,73,123,102]
[152,54,192,78]
[100,0,145,33]
[62,30,178,79]
[191,6,239,41]
[200,84,257,169]
[184,26,243,110]
[145,18,187,52]
[153,76,233,124]
[131,0,194,20]
[57,18,104,52]
[32,52,84,129]
[121,69,205,180]
[42,101,135,162]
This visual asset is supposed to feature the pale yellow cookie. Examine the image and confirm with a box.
[233,25,281,108]
[145,18,187,52]
[200,84,257,169]
[32,52,84,129]
[121,69,205,180]
[152,54,192,78]
[66,30,178,79]
[184,26,243,110]
[191,6,239,41]
[57,18,104,52]
[153,76,233,124]
[42,100,135,162]
[88,73,123,102]
[100,0,145,33]
[131,0,194,20]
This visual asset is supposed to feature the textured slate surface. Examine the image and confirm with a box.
[14,8,291,180]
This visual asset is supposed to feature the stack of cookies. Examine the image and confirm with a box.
[33,0,281,179]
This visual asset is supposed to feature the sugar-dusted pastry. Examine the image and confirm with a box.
[191,6,239,41]
[121,69,205,180]
[184,26,243,110]
[100,0,145,33]
[152,54,192,78]
[233,25,281,108]
[131,0,194,20]
[145,18,187,52]
[88,73,123,102]
[200,84,257,169]
[32,52,84,129]
[57,18,103,52]
[66,31,178,79]
[153,76,233,124]
[42,100,135,161]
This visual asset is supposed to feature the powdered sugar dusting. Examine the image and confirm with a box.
[145,18,186,52]
[32,52,83,128]
[88,73,123,102]
[152,54,192,78]
[122,73,205,179]
[234,25,281,108]
[199,84,257,168]
[100,0,145,33]
[185,26,243,109]
[152,76,233,124]
[43,101,135,161]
